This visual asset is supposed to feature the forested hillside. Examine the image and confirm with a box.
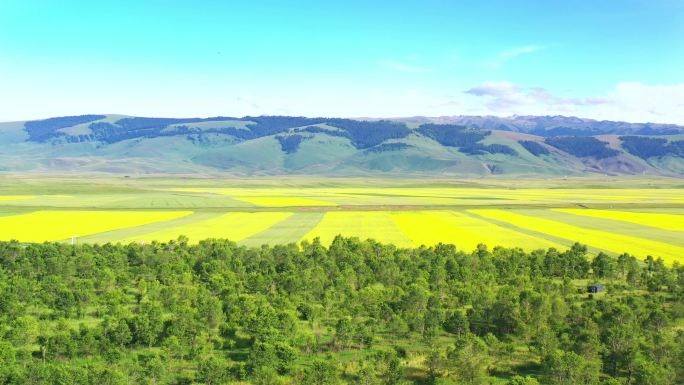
[0,237,682,384]
[2,115,684,176]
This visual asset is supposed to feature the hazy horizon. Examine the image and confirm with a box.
[4,112,684,127]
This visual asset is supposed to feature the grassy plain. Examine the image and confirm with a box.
[0,176,682,263]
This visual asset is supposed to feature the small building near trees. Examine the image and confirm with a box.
[588,284,605,293]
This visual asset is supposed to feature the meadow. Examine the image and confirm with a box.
[1,176,683,263]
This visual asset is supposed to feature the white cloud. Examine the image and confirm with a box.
[596,82,684,123]
[463,81,684,124]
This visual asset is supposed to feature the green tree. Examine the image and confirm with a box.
[130,301,164,347]
[443,310,469,335]
[197,355,228,385]
[591,252,616,279]
[302,360,339,385]
[334,317,354,349]
[632,354,674,385]
[447,335,492,385]
[542,350,600,385]
[506,375,540,385]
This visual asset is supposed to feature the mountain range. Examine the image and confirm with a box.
[1,114,683,176]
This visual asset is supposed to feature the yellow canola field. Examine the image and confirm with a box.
[235,197,336,207]
[121,212,292,244]
[470,209,684,264]
[0,210,191,242]
[302,211,413,247]
[555,209,684,232]
[392,211,562,251]
[0,195,35,201]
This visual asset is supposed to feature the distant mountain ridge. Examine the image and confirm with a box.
[1,114,684,176]
[388,115,684,136]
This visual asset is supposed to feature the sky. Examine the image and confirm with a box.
[1,0,683,123]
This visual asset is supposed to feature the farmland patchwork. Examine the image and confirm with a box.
[0,182,683,263]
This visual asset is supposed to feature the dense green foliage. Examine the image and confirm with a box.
[461,143,518,156]
[414,124,516,156]
[276,135,305,154]
[116,117,237,130]
[326,119,412,149]
[620,136,684,159]
[0,237,681,385]
[545,137,619,159]
[24,115,106,142]
[518,141,550,156]
[23,115,416,150]
[89,118,241,144]
[416,124,490,148]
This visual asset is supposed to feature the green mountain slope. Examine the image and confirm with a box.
[1,114,683,176]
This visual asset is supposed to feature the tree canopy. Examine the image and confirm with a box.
[0,237,681,384]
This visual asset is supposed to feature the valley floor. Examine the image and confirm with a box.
[1,176,683,264]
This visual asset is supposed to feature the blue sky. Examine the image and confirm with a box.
[1,0,683,122]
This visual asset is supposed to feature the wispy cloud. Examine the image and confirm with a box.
[465,81,520,98]
[463,80,684,124]
[379,59,429,73]
[465,80,609,111]
[485,45,543,69]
